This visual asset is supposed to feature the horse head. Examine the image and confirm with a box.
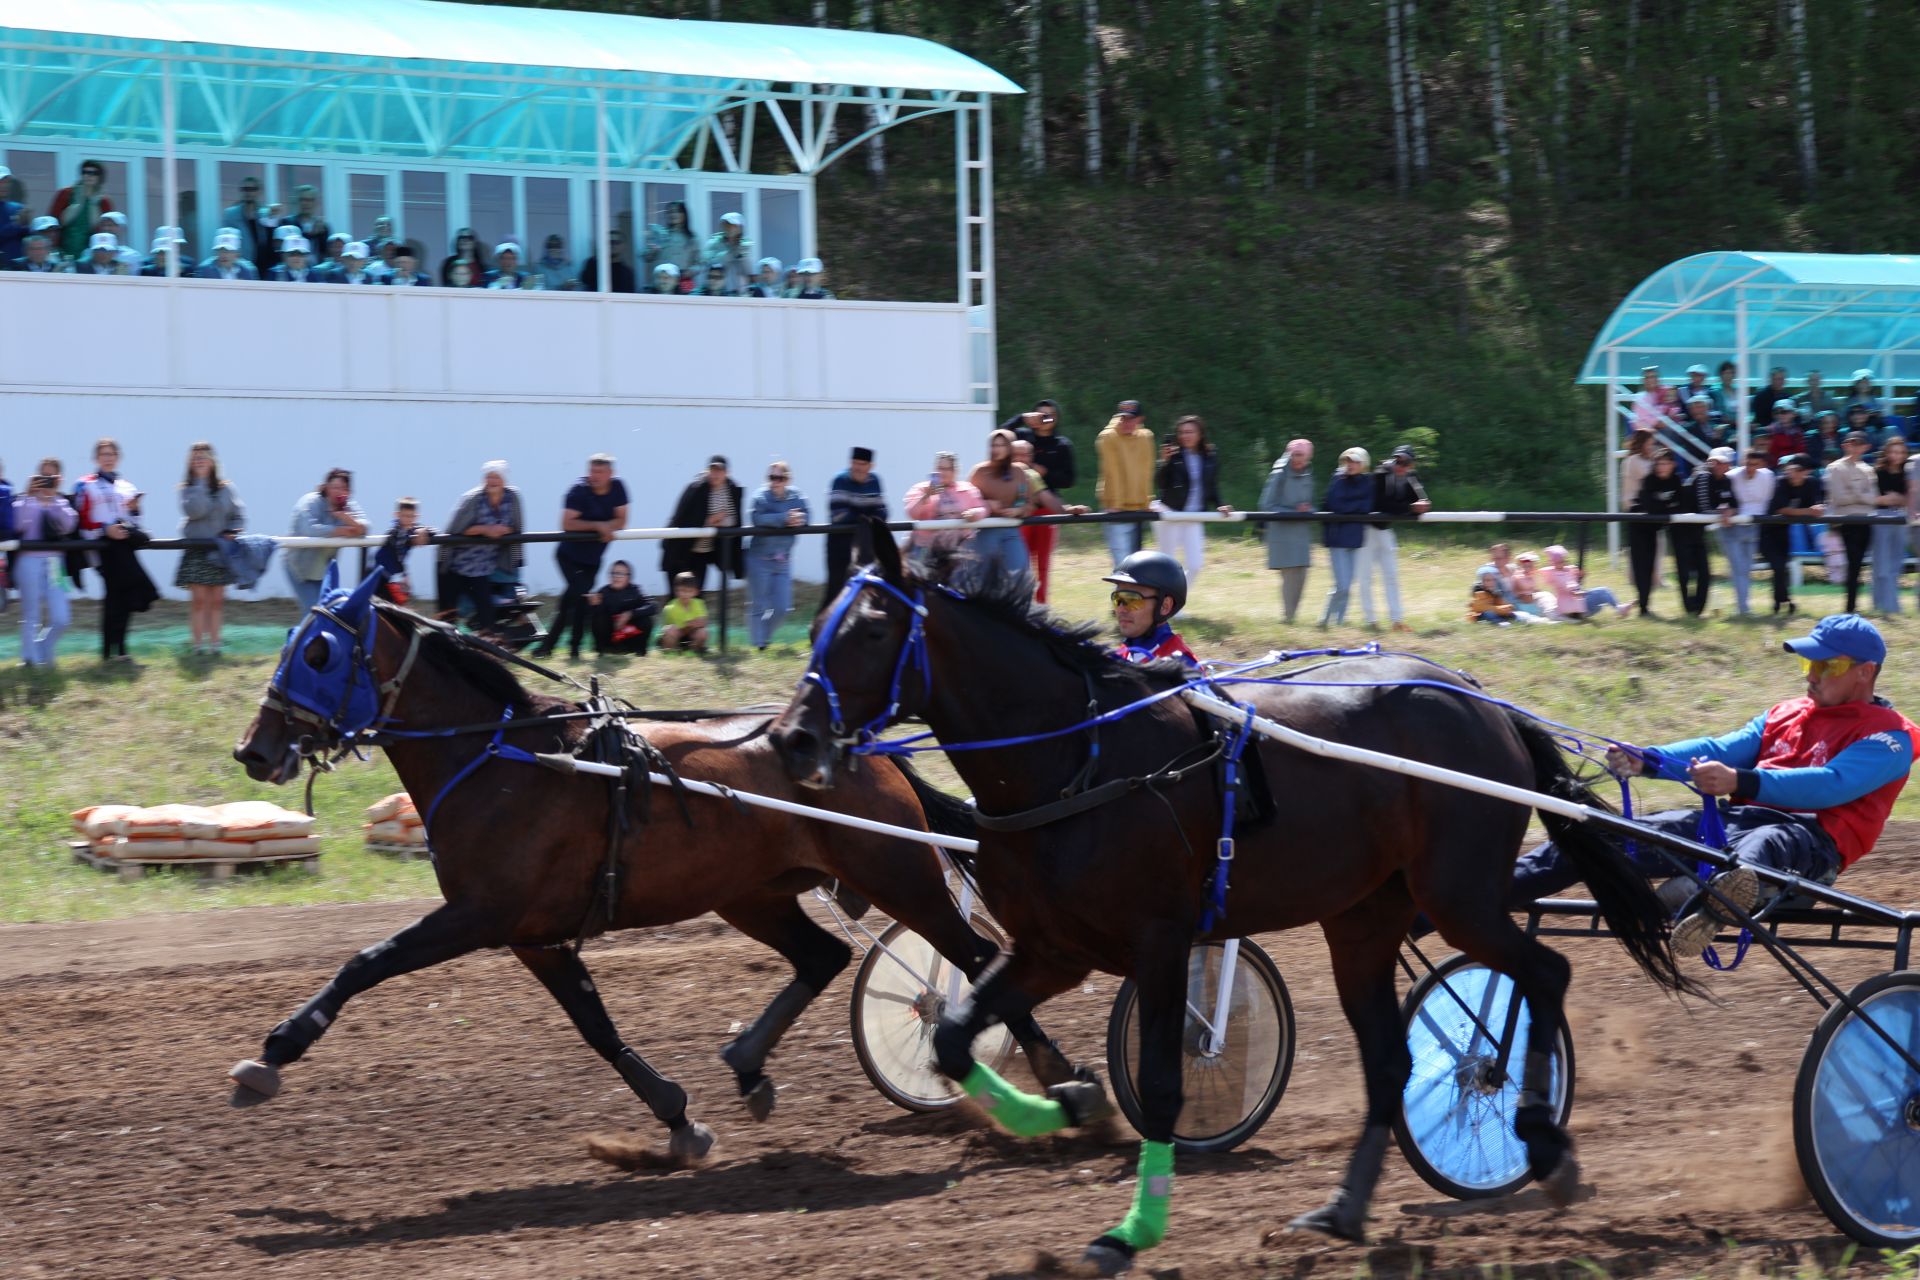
[772,517,925,790]
[235,563,390,783]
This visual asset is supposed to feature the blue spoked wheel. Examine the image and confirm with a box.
[1794,971,1920,1248]
[1394,954,1575,1199]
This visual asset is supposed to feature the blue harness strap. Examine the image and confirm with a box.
[1197,700,1256,934]
[422,705,541,834]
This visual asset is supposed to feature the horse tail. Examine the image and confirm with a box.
[892,758,978,876]
[1508,712,1703,999]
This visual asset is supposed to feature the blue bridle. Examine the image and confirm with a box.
[801,570,932,752]
[261,562,388,741]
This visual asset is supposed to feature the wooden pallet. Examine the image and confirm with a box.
[69,840,321,882]
[365,841,432,862]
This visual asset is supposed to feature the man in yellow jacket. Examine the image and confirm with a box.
[1096,398,1158,569]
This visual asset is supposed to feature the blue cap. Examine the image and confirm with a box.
[1783,614,1886,665]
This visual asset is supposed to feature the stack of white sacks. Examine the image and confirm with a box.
[363,793,427,855]
[73,802,319,862]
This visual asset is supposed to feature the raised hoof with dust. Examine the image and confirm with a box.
[670,1120,716,1166]
[1539,1146,1581,1207]
[228,1059,282,1108]
[1080,1240,1135,1276]
[742,1077,776,1123]
[1286,1197,1366,1244]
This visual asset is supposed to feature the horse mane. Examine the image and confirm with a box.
[376,603,562,717]
[906,548,1191,690]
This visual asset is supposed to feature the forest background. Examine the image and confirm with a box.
[496,0,1910,510]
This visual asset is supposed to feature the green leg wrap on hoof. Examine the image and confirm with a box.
[1103,1140,1175,1251]
[960,1061,1071,1137]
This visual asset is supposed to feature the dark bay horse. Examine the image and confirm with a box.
[230,567,1094,1167]
[770,535,1692,1274]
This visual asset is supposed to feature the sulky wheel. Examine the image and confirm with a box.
[847,915,1016,1113]
[1794,970,1920,1248]
[1106,938,1295,1154]
[1395,954,1575,1199]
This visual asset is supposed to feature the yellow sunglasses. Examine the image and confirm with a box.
[1109,589,1157,609]
[1798,655,1857,679]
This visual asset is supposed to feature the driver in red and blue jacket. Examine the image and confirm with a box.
[1509,613,1916,958]
[1105,551,1198,667]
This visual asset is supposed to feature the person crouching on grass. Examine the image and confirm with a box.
[659,571,709,653]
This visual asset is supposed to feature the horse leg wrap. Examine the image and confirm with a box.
[615,1047,690,1131]
[1288,1123,1389,1243]
[721,980,815,1085]
[260,998,337,1067]
[1094,1140,1175,1254]
[960,1061,1070,1137]
[1514,1046,1568,1181]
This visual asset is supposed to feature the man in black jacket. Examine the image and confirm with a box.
[1004,398,1076,602]
[1355,445,1430,632]
[662,455,744,645]
[1681,446,1735,617]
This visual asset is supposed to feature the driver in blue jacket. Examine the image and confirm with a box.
[1106,551,1198,666]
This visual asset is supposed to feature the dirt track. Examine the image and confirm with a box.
[7,834,1917,1279]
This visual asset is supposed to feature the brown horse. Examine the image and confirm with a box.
[230,573,1094,1166]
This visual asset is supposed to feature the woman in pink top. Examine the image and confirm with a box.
[900,450,985,565]
[1539,544,1630,619]
[1630,366,1681,431]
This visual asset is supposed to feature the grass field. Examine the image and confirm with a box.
[2,526,1909,924]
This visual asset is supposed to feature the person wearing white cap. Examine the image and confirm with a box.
[1846,368,1887,426]
[313,231,349,280]
[787,256,835,300]
[268,237,318,283]
[51,159,112,260]
[332,241,377,285]
[747,255,783,298]
[1724,446,1776,617]
[484,242,528,289]
[0,164,26,264]
[1680,390,1727,452]
[700,210,752,296]
[643,262,681,295]
[439,461,524,632]
[197,230,259,281]
[1319,447,1374,626]
[139,234,187,278]
[79,232,126,276]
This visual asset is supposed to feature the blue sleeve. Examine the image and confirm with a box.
[1752,730,1914,809]
[1644,713,1767,780]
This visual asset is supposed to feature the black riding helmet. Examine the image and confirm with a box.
[1104,550,1188,619]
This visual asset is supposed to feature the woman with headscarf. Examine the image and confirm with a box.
[1259,438,1317,622]
[439,460,523,632]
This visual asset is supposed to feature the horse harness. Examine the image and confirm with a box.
[268,581,720,948]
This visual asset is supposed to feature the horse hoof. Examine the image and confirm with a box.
[743,1076,776,1123]
[228,1059,281,1108]
[1540,1146,1582,1207]
[1080,1242,1135,1276]
[1047,1078,1114,1128]
[1286,1201,1366,1245]
[669,1121,716,1167]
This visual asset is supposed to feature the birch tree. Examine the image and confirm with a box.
[1386,0,1410,194]
[1084,0,1103,179]
[1485,0,1512,196]
[1788,0,1816,195]
[813,1,838,152]
[1021,0,1045,177]
[1404,0,1430,184]
[858,0,885,183]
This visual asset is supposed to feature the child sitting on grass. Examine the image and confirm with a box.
[659,570,709,653]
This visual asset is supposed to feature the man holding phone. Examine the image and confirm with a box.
[1005,398,1077,602]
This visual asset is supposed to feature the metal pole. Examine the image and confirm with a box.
[953,93,968,307]
[1735,285,1750,455]
[978,93,999,410]
[595,90,612,298]
[162,59,178,279]
[1606,349,1620,568]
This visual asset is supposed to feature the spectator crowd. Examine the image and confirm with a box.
[9,371,1920,671]
[0,160,836,298]
[1623,362,1920,620]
